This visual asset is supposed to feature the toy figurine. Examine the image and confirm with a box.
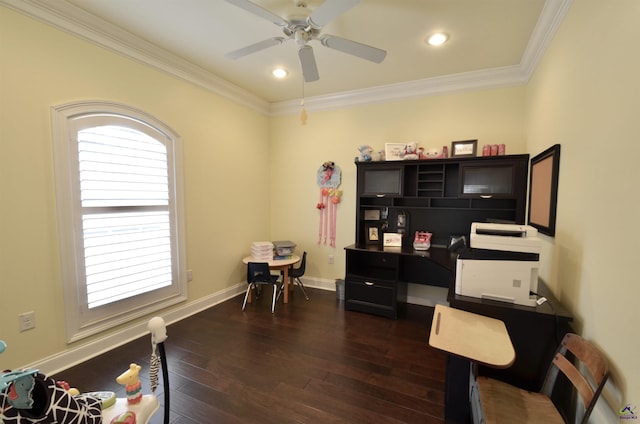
[116,363,143,405]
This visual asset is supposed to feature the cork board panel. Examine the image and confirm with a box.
[528,144,560,236]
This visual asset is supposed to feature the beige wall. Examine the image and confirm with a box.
[1,8,269,367]
[524,0,640,419]
[269,88,527,279]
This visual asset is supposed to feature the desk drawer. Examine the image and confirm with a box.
[346,250,399,281]
[345,277,397,318]
[346,278,394,306]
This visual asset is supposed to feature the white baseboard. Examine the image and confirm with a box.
[35,277,441,376]
[34,282,247,376]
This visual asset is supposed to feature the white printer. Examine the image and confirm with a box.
[454,223,541,307]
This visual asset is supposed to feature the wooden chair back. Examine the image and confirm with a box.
[541,333,609,423]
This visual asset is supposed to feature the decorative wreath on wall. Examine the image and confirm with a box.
[316,161,342,247]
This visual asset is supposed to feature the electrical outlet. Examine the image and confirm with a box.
[19,311,36,332]
[328,254,334,264]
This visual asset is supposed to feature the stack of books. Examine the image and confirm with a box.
[251,241,273,261]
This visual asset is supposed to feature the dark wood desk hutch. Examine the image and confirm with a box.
[345,154,529,318]
[344,154,574,422]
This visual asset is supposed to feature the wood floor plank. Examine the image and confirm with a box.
[56,288,447,423]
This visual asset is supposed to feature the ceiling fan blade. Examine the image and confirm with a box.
[225,0,289,27]
[225,37,285,59]
[320,35,387,63]
[307,0,360,29]
[298,45,319,82]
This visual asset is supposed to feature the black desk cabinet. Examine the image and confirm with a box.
[344,245,456,319]
[449,286,573,392]
[344,248,404,318]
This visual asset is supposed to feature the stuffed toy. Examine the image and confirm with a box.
[421,146,449,159]
[403,142,419,160]
[357,145,374,162]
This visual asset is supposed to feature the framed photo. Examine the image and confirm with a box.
[365,223,380,244]
[383,232,402,247]
[451,139,478,157]
[385,143,406,161]
[528,144,561,236]
[363,209,381,221]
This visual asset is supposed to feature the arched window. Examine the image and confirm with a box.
[52,101,187,342]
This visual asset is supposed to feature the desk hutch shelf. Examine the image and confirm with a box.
[346,154,530,319]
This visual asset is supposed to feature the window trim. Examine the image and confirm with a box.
[52,101,187,343]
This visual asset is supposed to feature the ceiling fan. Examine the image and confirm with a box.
[224,0,387,82]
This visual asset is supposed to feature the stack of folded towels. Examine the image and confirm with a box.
[251,241,273,261]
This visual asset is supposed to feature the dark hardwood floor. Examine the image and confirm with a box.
[57,288,447,423]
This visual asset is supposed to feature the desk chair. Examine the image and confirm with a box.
[281,251,309,300]
[243,262,281,313]
[471,333,609,424]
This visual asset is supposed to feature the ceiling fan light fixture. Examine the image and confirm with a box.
[272,67,288,78]
[427,32,448,46]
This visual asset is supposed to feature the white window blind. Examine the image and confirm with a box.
[78,126,172,309]
[52,102,187,342]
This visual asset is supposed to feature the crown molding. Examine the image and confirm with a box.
[520,0,573,80]
[1,0,270,114]
[270,65,527,115]
[2,0,572,117]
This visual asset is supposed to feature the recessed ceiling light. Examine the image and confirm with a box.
[427,33,448,46]
[272,68,288,79]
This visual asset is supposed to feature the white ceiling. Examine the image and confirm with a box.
[5,0,570,108]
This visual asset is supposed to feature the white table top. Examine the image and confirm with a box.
[429,304,515,368]
[242,255,300,267]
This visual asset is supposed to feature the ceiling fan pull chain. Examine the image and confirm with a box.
[300,78,307,125]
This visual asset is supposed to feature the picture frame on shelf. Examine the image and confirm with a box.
[365,223,380,244]
[363,209,381,221]
[451,139,478,157]
[383,233,402,247]
[385,143,406,161]
[528,144,561,236]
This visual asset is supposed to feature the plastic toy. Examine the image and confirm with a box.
[413,231,432,250]
[1,370,102,423]
[1,318,169,424]
[110,411,136,424]
[116,363,143,405]
[100,316,168,424]
[56,379,80,396]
